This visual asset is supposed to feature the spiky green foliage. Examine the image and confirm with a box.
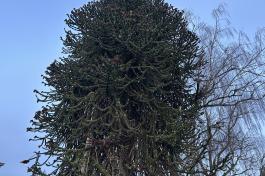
[28,0,202,175]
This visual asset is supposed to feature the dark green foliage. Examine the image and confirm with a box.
[28,0,202,175]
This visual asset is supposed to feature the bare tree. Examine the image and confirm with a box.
[189,5,265,175]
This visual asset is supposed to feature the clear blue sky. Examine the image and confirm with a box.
[0,0,265,175]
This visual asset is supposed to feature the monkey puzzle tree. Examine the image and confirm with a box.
[27,0,203,175]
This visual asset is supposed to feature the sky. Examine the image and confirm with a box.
[0,0,265,175]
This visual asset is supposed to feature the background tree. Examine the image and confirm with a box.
[27,0,203,175]
[187,6,265,175]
